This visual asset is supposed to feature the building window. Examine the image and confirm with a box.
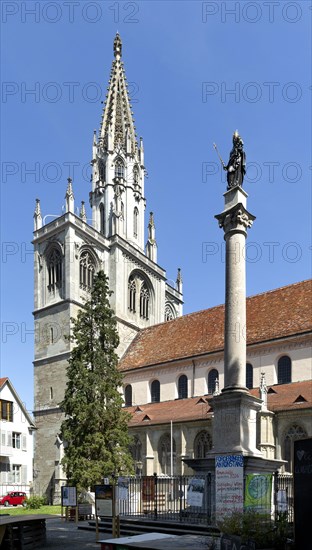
[278,356,291,384]
[246,363,253,389]
[283,424,307,472]
[12,465,21,483]
[50,387,53,400]
[208,369,219,394]
[115,159,124,179]
[0,400,13,422]
[12,433,21,449]
[178,375,188,399]
[140,282,150,319]
[151,380,160,403]
[79,251,95,291]
[165,303,176,321]
[133,207,139,238]
[99,159,106,182]
[47,248,62,292]
[128,277,136,313]
[130,436,142,474]
[124,385,132,407]
[194,431,212,459]
[158,434,176,475]
[100,204,105,235]
[133,165,139,186]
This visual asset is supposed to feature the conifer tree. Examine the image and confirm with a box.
[60,271,133,489]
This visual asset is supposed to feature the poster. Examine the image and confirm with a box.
[186,478,205,507]
[142,477,155,502]
[61,486,77,507]
[95,484,113,517]
[215,455,244,519]
[245,474,272,514]
[117,477,129,500]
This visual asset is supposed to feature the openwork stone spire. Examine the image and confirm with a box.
[33,198,42,230]
[99,33,137,153]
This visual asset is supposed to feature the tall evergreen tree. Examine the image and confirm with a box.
[60,271,133,489]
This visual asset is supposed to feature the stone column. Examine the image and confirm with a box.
[215,186,255,391]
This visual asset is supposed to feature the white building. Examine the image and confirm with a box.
[0,378,35,497]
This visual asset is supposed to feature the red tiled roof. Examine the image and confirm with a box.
[128,381,312,427]
[128,396,213,427]
[251,380,312,412]
[0,378,8,388]
[119,280,312,372]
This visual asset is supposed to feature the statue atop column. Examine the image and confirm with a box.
[214,131,246,190]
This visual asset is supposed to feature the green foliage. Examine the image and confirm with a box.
[26,495,47,509]
[218,510,291,549]
[60,271,134,490]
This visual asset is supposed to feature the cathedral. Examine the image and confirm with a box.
[33,35,312,501]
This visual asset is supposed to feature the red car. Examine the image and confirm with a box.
[0,491,27,507]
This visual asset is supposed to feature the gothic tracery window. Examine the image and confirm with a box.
[47,248,62,292]
[283,424,307,472]
[158,434,176,475]
[130,436,142,473]
[140,282,149,319]
[100,204,105,235]
[165,303,176,321]
[128,277,136,313]
[99,159,106,182]
[194,431,212,459]
[133,165,139,186]
[208,369,219,394]
[79,251,95,291]
[115,158,125,179]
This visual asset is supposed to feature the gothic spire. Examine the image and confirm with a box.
[80,201,87,223]
[176,268,183,293]
[65,177,74,213]
[33,198,42,230]
[146,212,157,262]
[99,33,137,153]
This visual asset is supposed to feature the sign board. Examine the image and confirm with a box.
[186,478,205,507]
[61,486,77,507]
[244,474,272,514]
[215,455,244,519]
[95,484,113,517]
[294,437,312,549]
[142,477,155,502]
[117,477,129,500]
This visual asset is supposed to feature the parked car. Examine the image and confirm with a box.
[0,491,27,507]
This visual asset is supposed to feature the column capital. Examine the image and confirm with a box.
[215,203,255,236]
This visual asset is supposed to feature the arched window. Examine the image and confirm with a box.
[128,277,136,313]
[246,363,253,389]
[158,434,176,475]
[47,248,62,292]
[151,380,160,403]
[278,356,291,384]
[130,436,142,474]
[79,251,95,291]
[140,282,149,319]
[283,424,307,472]
[100,204,105,235]
[99,159,106,182]
[133,207,139,238]
[165,303,176,321]
[115,158,124,179]
[208,369,219,394]
[124,385,132,407]
[194,431,212,459]
[178,375,188,399]
[133,165,139,186]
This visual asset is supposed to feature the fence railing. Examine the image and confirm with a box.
[117,473,294,526]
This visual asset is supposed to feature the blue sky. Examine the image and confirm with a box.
[1,1,311,413]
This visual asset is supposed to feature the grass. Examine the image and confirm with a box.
[0,505,62,516]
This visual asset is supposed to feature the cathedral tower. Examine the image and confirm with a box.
[33,34,183,501]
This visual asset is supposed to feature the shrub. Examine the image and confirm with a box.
[26,495,47,509]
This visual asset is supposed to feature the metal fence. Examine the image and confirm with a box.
[117,473,294,526]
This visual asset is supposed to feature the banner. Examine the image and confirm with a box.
[186,478,205,507]
[245,474,272,514]
[215,455,244,519]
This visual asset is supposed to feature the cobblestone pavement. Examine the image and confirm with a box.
[45,517,110,548]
